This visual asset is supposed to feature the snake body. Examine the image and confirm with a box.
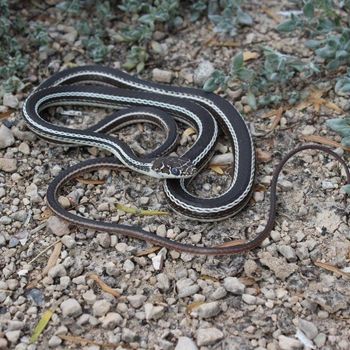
[22,66,350,255]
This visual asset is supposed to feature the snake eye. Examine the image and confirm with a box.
[171,167,180,176]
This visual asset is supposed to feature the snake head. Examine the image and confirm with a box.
[151,157,197,178]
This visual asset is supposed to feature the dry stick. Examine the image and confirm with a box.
[42,241,62,275]
[28,239,61,265]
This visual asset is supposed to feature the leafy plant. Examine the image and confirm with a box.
[122,46,149,73]
[326,117,350,146]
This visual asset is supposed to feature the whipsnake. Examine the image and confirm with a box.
[22,66,350,255]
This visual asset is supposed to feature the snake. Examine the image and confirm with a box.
[22,65,350,255]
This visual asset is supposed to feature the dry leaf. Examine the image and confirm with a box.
[30,309,54,343]
[41,208,53,220]
[199,275,219,282]
[77,178,106,185]
[187,301,205,313]
[269,106,284,131]
[262,6,281,22]
[239,277,256,286]
[254,183,267,192]
[215,239,246,248]
[256,148,272,162]
[135,246,161,257]
[42,241,62,276]
[301,135,350,152]
[208,39,239,47]
[209,165,224,174]
[86,273,120,298]
[243,51,259,61]
[59,335,118,349]
[0,110,12,120]
[314,261,350,279]
[182,127,196,138]
[116,203,169,216]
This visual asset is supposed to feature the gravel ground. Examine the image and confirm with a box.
[1,2,350,350]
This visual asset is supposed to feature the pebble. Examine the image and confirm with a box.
[18,142,30,154]
[61,235,76,249]
[101,312,123,329]
[156,224,167,237]
[93,300,111,317]
[0,338,8,349]
[144,303,165,320]
[7,320,24,331]
[3,93,19,108]
[152,68,173,83]
[122,328,138,342]
[157,273,170,291]
[195,301,221,318]
[48,335,62,347]
[123,259,135,273]
[211,286,227,300]
[5,330,21,344]
[298,319,318,340]
[301,125,316,136]
[308,291,348,313]
[196,327,224,346]
[278,245,297,262]
[176,278,200,298]
[127,295,146,309]
[83,290,97,304]
[223,277,245,294]
[0,158,17,172]
[175,337,198,350]
[314,333,326,347]
[0,125,15,149]
[96,232,111,248]
[278,335,302,350]
[242,294,257,305]
[58,196,71,208]
[60,298,82,317]
[152,249,166,270]
[259,252,298,280]
[48,264,67,278]
[47,216,70,237]
[193,60,215,86]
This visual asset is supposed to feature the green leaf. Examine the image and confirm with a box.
[305,40,321,49]
[232,52,244,72]
[315,46,335,59]
[303,1,315,18]
[237,68,254,82]
[237,8,253,26]
[246,91,257,110]
[341,184,350,194]
[342,136,350,147]
[276,19,297,32]
[203,77,219,92]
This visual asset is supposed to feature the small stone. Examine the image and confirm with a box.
[3,93,19,108]
[5,330,21,344]
[0,338,8,349]
[0,125,15,149]
[157,273,170,291]
[301,125,316,136]
[278,245,297,262]
[122,328,138,342]
[253,191,264,202]
[123,259,135,273]
[195,301,221,318]
[278,335,302,350]
[223,277,245,294]
[144,303,165,320]
[175,337,198,350]
[48,264,67,278]
[60,298,82,317]
[96,232,111,248]
[18,142,30,154]
[152,253,164,270]
[211,286,227,300]
[48,335,62,347]
[194,61,215,86]
[83,290,96,304]
[298,319,318,340]
[259,252,298,280]
[139,196,149,205]
[61,29,78,43]
[58,196,70,208]
[156,224,166,237]
[7,320,24,331]
[47,216,70,237]
[242,294,257,305]
[61,235,76,249]
[314,333,326,347]
[196,328,224,346]
[307,291,347,313]
[176,278,200,298]
[93,300,111,317]
[101,312,123,329]
[152,68,173,83]
[0,158,17,172]
[127,295,146,309]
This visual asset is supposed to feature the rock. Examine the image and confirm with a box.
[5,330,21,344]
[18,141,30,154]
[194,61,215,86]
[298,319,318,340]
[314,333,326,347]
[176,278,200,298]
[144,303,165,320]
[242,294,257,305]
[122,328,138,342]
[83,290,96,304]
[0,158,17,172]
[3,93,19,108]
[157,273,170,291]
[48,264,67,278]
[0,125,15,149]
[101,312,123,329]
[156,224,166,236]
[60,298,82,317]
[278,335,303,350]
[48,335,62,347]
[195,301,221,318]
[152,68,173,83]
[196,327,224,346]
[223,277,245,294]
[26,183,41,203]
[93,300,111,317]
[0,338,8,349]
[123,259,135,273]
[47,216,70,237]
[61,235,76,249]
[96,232,111,248]
[211,286,227,300]
[127,295,146,309]
[175,337,198,350]
[301,125,316,136]
[6,320,24,331]
[278,245,297,262]
[259,252,298,280]
[307,291,348,313]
